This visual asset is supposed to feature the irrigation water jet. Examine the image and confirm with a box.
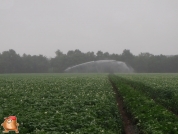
[64,60,134,73]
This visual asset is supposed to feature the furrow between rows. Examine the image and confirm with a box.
[109,76,137,134]
[109,74,178,133]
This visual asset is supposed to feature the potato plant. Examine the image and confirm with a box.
[110,74,178,133]
[0,74,123,134]
[115,73,178,114]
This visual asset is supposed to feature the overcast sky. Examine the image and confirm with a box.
[0,0,178,57]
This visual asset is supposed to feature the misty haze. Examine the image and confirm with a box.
[0,0,178,73]
[0,0,178,58]
[0,1,178,134]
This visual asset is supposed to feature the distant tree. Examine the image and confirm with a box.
[96,51,104,60]
[110,53,122,61]
[21,54,33,73]
[103,52,110,59]
[0,49,23,73]
[0,49,178,73]
[51,50,66,73]
[67,49,86,65]
[55,49,64,57]
[121,49,135,68]
[166,55,178,73]
[22,54,49,73]
[121,49,134,60]
[64,50,96,71]
[85,51,96,61]
[34,55,49,73]
[133,53,152,72]
[148,55,166,73]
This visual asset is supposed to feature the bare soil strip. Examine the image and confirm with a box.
[109,77,137,134]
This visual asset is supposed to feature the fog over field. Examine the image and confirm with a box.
[0,0,178,57]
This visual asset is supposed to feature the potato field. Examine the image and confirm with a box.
[0,73,178,134]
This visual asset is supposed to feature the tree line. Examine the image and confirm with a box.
[0,49,177,73]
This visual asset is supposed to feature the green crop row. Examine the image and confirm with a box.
[0,74,123,134]
[115,74,178,114]
[109,74,178,134]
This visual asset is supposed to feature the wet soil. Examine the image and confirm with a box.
[109,77,138,134]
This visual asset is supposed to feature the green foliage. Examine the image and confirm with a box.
[109,74,178,133]
[116,74,178,114]
[0,74,122,133]
[1,49,178,73]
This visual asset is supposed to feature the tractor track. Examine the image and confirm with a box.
[108,76,137,134]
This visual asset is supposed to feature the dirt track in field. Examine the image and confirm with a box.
[109,77,137,134]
